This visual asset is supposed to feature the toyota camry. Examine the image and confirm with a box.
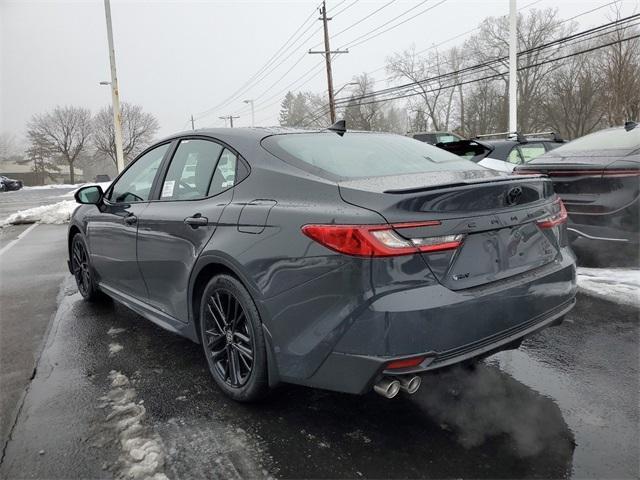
[69,124,577,401]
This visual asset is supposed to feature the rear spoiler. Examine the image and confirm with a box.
[384,174,547,194]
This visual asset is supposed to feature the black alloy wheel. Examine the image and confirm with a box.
[200,275,268,401]
[71,234,101,301]
[204,288,254,387]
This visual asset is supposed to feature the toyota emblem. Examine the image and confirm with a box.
[505,186,523,206]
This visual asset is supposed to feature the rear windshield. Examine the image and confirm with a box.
[552,127,640,154]
[262,132,482,179]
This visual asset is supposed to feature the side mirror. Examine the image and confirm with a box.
[75,185,103,205]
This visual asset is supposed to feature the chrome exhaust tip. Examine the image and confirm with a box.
[373,377,401,399]
[399,375,421,394]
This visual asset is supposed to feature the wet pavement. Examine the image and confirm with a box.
[0,187,638,478]
[1,273,637,479]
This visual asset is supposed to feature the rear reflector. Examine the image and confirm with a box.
[301,223,463,257]
[537,199,568,229]
[386,356,426,370]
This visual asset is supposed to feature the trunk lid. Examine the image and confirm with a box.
[339,171,561,290]
[517,154,640,215]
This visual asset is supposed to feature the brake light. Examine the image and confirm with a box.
[386,356,426,370]
[301,222,464,257]
[537,199,568,229]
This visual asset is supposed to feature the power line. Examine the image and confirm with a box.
[194,2,322,120]
[300,18,640,125]
[339,0,450,50]
[336,0,618,89]
[333,14,640,105]
[310,0,397,49]
[335,32,640,110]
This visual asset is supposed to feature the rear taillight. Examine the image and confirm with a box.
[537,199,568,229]
[301,222,464,257]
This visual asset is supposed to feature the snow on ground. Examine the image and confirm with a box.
[22,183,80,190]
[1,200,78,226]
[577,267,640,307]
[1,182,112,226]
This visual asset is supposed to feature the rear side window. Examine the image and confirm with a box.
[519,143,546,163]
[161,139,223,200]
[208,148,237,196]
[507,148,523,164]
[263,133,481,179]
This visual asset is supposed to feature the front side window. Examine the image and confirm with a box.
[263,132,480,179]
[108,143,169,203]
[161,139,223,200]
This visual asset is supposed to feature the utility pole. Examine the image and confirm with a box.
[103,0,125,173]
[309,1,348,124]
[508,0,518,136]
[219,115,240,128]
[244,99,255,127]
[190,115,195,130]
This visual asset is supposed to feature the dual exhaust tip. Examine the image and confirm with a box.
[373,375,421,398]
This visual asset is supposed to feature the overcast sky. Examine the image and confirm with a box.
[1,0,637,145]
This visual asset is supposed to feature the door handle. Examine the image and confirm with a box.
[124,215,137,225]
[184,215,208,228]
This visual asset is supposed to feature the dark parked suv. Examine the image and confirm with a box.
[69,127,577,401]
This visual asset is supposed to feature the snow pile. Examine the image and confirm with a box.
[100,370,168,480]
[22,183,80,190]
[577,267,640,307]
[1,200,78,226]
[2,181,111,226]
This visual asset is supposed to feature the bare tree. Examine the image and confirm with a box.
[386,46,457,131]
[463,79,504,137]
[599,6,640,125]
[343,73,386,130]
[93,102,159,166]
[464,8,575,132]
[26,106,92,183]
[543,48,605,139]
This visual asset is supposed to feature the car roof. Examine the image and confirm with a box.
[157,126,320,144]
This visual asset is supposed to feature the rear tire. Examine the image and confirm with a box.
[70,234,103,302]
[199,274,269,402]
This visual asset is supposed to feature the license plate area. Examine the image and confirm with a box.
[436,222,558,290]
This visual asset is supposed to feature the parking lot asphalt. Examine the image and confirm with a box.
[0,223,69,452]
[1,275,637,479]
[0,187,638,479]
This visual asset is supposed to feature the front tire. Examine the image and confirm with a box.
[71,234,102,302]
[199,274,269,402]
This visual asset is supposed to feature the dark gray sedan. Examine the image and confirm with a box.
[69,127,577,401]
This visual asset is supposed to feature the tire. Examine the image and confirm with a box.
[70,234,103,302]
[199,274,269,402]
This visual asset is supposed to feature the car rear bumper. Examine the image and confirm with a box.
[299,252,576,394]
[307,297,574,394]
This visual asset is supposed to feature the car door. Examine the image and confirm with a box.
[136,137,245,321]
[87,142,171,300]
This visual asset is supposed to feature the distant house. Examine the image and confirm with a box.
[0,161,84,186]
